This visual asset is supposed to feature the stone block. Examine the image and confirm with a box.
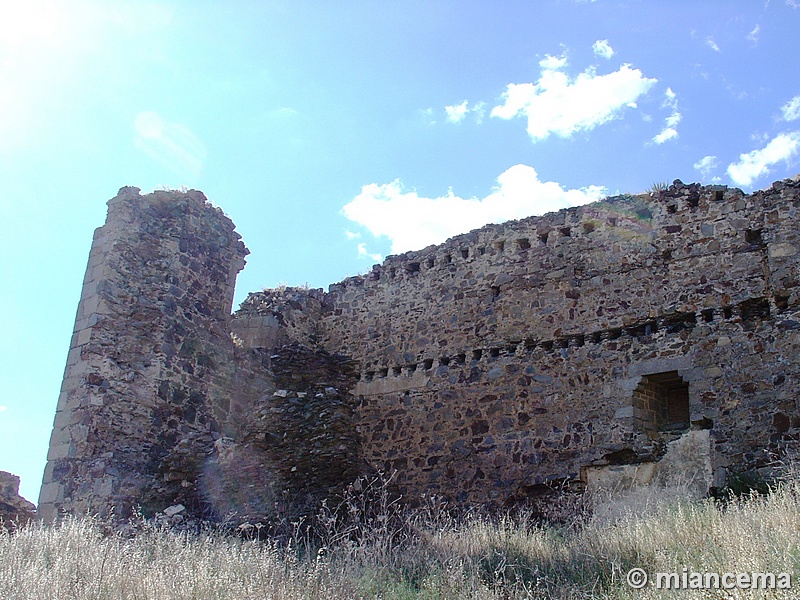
[38,482,64,504]
[614,405,634,419]
[47,442,73,460]
[629,356,693,377]
[770,243,797,258]
[618,377,641,392]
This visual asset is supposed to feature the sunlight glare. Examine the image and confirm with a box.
[0,0,65,55]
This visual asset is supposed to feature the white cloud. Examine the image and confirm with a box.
[652,129,677,145]
[471,101,487,124]
[417,107,436,125]
[782,96,800,122]
[706,37,720,52]
[342,165,606,254]
[0,405,7,412]
[491,54,657,142]
[134,111,207,181]
[444,100,487,125]
[747,24,760,44]
[344,230,361,240]
[592,39,615,60]
[445,101,470,124]
[693,155,720,181]
[653,87,682,144]
[357,243,383,262]
[727,131,800,187]
[539,53,568,70]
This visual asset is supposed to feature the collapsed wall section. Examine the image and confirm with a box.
[39,187,249,522]
[224,289,361,520]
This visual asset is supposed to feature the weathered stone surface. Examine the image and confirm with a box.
[584,429,712,498]
[0,471,36,531]
[41,178,800,522]
[38,188,251,522]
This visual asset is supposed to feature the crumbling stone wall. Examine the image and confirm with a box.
[42,178,800,522]
[215,292,361,521]
[40,189,361,524]
[39,188,249,521]
[308,179,799,504]
[0,471,36,531]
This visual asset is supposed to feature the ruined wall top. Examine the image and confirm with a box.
[108,187,249,316]
[232,178,800,367]
[312,178,799,371]
[330,180,745,293]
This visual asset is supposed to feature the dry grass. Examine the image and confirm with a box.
[3,477,800,599]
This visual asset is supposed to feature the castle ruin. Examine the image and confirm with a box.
[39,179,800,522]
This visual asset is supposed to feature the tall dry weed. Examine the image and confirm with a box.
[2,473,799,599]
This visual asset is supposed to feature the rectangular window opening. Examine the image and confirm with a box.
[745,228,763,246]
[632,371,690,437]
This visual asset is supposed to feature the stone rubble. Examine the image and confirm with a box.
[0,471,36,531]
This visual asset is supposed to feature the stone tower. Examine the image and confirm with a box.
[39,188,248,522]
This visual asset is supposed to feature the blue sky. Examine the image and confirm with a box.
[1,1,800,504]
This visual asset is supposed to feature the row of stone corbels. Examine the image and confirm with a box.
[329,183,754,295]
[360,297,776,382]
[329,202,630,293]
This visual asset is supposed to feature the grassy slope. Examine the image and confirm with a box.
[2,479,800,599]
